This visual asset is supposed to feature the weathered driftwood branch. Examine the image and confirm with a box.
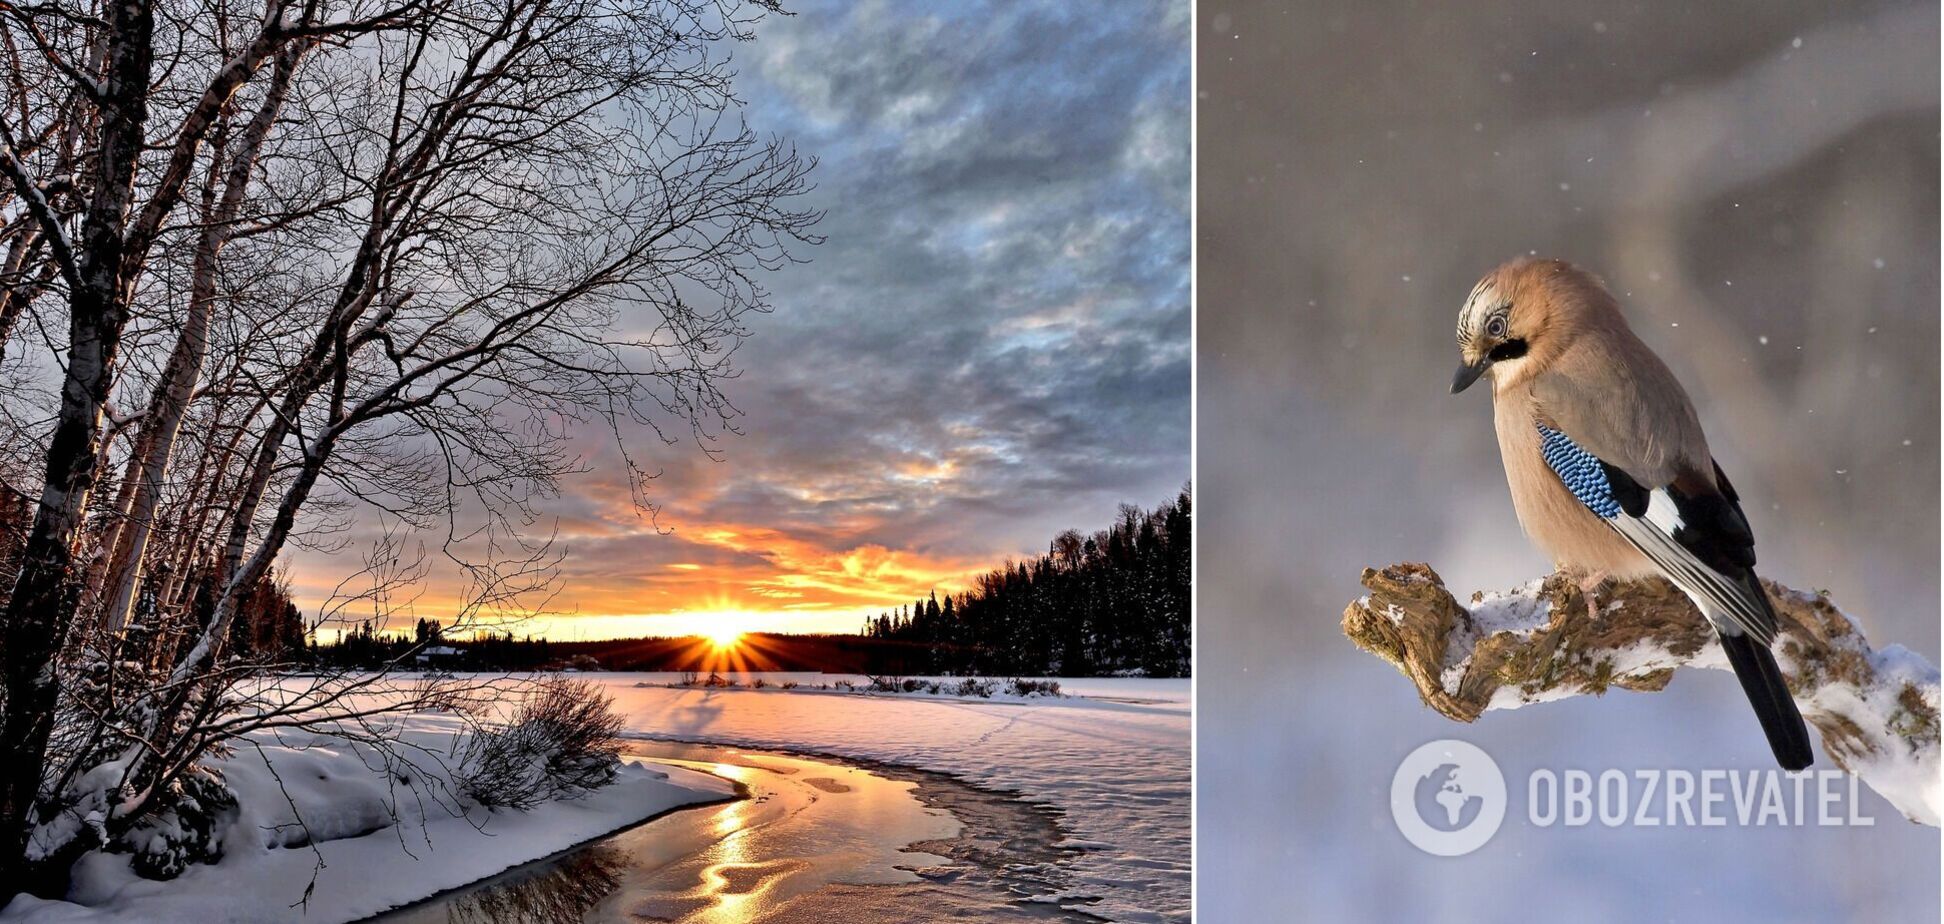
[1343,563,1941,825]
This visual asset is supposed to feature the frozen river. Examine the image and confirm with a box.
[373,740,1109,922]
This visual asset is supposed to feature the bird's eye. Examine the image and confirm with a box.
[1485,316,1507,339]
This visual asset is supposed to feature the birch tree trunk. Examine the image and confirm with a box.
[0,0,155,891]
[99,43,306,636]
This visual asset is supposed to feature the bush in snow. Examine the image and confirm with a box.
[458,677,624,810]
[1007,678,1062,697]
[115,767,239,881]
[954,678,996,698]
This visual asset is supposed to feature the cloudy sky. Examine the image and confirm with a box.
[289,0,1191,639]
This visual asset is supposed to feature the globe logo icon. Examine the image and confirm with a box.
[1390,740,1506,856]
[1413,762,1484,832]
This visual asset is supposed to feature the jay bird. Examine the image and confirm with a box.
[1450,256,1814,771]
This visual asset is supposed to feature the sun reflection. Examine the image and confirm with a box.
[695,805,766,923]
[712,792,745,836]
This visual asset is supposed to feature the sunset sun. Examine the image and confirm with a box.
[704,626,745,652]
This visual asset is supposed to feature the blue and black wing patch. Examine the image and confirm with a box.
[1537,427,1621,518]
[1534,423,1776,645]
[1537,427,1647,518]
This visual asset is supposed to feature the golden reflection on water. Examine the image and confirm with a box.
[711,763,750,838]
[397,744,951,924]
[693,837,759,923]
[689,792,787,923]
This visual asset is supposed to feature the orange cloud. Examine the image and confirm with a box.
[288,501,1010,640]
[281,395,1086,641]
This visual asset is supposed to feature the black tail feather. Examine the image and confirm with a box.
[1718,630,1814,771]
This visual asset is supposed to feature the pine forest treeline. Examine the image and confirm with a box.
[862,487,1191,677]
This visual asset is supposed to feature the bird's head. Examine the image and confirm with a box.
[1449,257,1617,394]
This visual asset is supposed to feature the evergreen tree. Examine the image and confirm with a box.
[865,486,1191,676]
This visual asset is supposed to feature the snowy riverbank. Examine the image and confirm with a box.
[0,712,735,924]
[2,674,1189,924]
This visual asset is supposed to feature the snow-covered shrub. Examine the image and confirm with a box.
[954,678,996,698]
[457,677,624,809]
[115,767,238,880]
[1007,678,1062,697]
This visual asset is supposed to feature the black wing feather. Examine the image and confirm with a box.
[1664,482,1758,573]
[1598,460,1648,517]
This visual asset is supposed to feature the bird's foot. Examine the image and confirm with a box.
[1577,571,1609,622]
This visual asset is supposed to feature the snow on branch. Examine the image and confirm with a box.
[1342,563,1941,825]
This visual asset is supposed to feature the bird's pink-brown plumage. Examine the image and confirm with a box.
[1475,259,1713,580]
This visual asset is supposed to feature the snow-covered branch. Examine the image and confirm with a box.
[1342,563,1941,825]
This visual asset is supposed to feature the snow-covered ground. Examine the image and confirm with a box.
[2,708,736,924]
[4,674,1189,924]
[599,673,1193,924]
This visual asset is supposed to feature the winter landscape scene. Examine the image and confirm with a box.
[0,0,1190,921]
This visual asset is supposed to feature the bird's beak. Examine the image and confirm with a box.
[1449,356,1490,394]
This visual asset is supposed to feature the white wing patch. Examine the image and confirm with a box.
[1642,490,1683,533]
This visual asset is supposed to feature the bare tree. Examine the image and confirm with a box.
[0,0,441,895]
[0,0,814,902]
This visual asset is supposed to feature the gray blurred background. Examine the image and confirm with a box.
[1197,1,1939,920]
